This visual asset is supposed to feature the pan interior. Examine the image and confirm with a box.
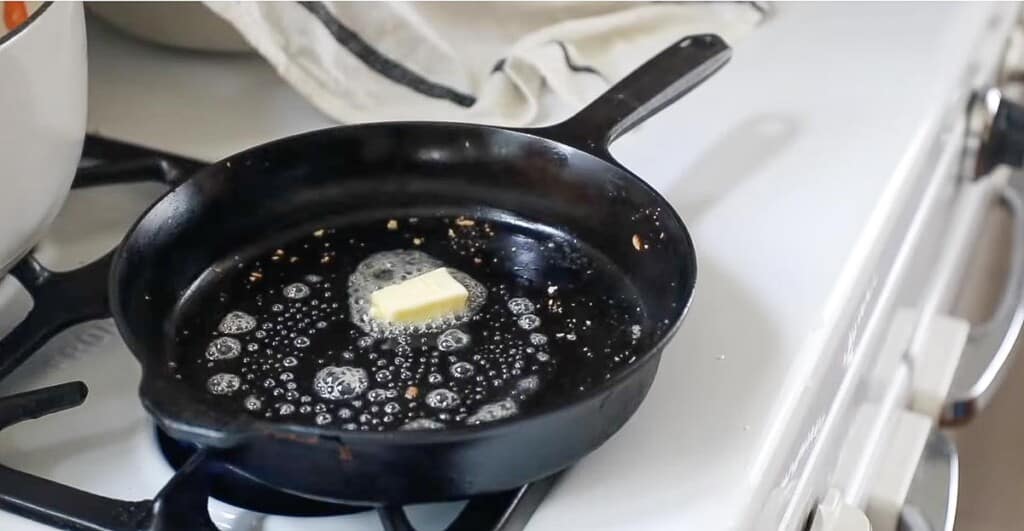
[112,123,696,435]
[169,208,655,431]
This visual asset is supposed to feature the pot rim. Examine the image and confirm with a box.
[0,1,53,50]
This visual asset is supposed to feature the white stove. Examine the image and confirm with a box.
[2,3,1023,530]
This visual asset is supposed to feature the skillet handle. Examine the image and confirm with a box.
[537,34,731,158]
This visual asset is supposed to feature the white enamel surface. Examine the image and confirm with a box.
[0,2,86,273]
[534,4,1016,530]
[0,3,1018,530]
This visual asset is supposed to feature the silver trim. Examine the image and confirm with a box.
[898,429,958,531]
[942,182,1024,425]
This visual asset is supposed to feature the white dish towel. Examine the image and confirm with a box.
[206,2,765,126]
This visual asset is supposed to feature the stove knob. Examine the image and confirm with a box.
[811,489,872,531]
[972,87,1024,177]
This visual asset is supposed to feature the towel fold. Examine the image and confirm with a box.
[206,1,764,125]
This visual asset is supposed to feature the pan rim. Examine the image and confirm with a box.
[110,121,698,446]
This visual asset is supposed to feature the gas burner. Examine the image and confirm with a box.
[156,427,367,517]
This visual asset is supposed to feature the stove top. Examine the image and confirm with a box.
[3,3,1022,530]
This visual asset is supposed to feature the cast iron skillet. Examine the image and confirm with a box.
[15,34,730,505]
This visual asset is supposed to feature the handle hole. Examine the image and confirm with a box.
[952,197,1013,325]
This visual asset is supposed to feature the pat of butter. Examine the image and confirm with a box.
[370,267,469,324]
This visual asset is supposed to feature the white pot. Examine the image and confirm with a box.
[87,2,250,53]
[0,2,87,273]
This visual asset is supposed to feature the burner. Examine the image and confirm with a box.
[156,427,367,517]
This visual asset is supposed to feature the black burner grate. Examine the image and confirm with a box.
[0,382,558,531]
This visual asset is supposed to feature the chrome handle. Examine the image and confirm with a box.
[941,183,1024,425]
[897,429,958,531]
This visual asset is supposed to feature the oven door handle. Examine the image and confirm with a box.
[941,182,1024,425]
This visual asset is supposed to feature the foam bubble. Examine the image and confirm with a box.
[400,418,445,430]
[517,314,541,330]
[631,324,642,340]
[283,283,311,299]
[516,375,540,394]
[529,333,548,346]
[207,373,240,395]
[218,311,257,334]
[425,389,460,409]
[315,412,332,425]
[466,399,517,425]
[243,395,262,411]
[206,337,241,360]
[314,366,368,400]
[507,298,535,315]
[450,361,475,378]
[437,329,470,351]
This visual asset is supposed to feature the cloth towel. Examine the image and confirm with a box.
[206,2,765,126]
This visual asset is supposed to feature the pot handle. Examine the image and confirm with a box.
[536,34,731,160]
